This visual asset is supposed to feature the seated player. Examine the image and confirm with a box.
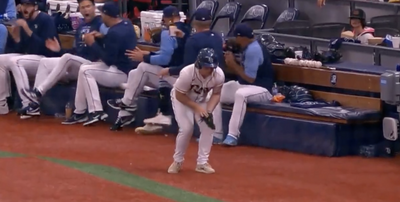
[0,0,58,117]
[106,6,190,130]
[62,1,137,126]
[21,0,103,117]
[135,8,225,134]
[167,48,225,174]
[213,24,274,146]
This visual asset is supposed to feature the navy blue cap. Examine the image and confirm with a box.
[163,6,179,18]
[194,8,212,21]
[20,0,37,4]
[98,2,120,18]
[233,23,254,38]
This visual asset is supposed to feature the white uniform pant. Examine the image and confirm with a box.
[35,54,90,95]
[171,90,215,164]
[213,80,272,138]
[74,62,127,114]
[0,54,43,107]
[118,62,176,117]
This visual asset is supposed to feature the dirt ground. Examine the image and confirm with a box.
[0,114,400,202]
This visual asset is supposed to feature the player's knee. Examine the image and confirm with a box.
[179,125,194,135]
[79,64,91,75]
[128,69,136,77]
[137,62,147,71]
[8,56,20,67]
[234,89,247,101]
[61,53,73,60]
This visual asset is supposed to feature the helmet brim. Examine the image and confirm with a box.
[201,63,218,68]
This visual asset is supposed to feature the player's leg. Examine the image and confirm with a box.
[212,81,241,144]
[223,85,272,146]
[194,102,216,174]
[0,54,21,114]
[80,63,128,126]
[35,54,90,97]
[8,54,43,119]
[108,63,165,130]
[168,91,194,174]
[62,62,90,125]
[108,62,163,110]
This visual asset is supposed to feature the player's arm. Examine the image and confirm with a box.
[206,72,225,112]
[26,16,58,51]
[143,30,175,66]
[234,46,263,83]
[175,69,202,110]
[90,30,122,66]
[5,0,17,19]
[169,36,197,76]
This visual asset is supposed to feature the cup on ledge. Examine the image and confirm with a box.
[294,51,303,59]
[392,36,400,48]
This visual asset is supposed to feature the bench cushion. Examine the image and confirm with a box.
[226,102,381,121]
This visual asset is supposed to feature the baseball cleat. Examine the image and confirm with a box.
[18,102,40,119]
[135,124,163,134]
[143,113,172,125]
[110,115,135,131]
[196,136,223,145]
[107,99,136,111]
[61,113,88,125]
[20,88,42,104]
[222,134,238,146]
[167,161,182,174]
[195,163,215,174]
[83,111,108,126]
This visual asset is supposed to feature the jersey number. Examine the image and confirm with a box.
[190,85,210,95]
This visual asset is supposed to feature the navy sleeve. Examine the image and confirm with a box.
[28,17,58,53]
[169,36,197,75]
[89,30,122,66]
[143,30,176,65]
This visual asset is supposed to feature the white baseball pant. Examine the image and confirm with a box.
[213,80,273,138]
[118,62,176,117]
[0,54,43,107]
[171,90,215,164]
[34,54,91,95]
[74,62,127,114]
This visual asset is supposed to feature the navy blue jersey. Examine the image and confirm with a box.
[169,30,224,75]
[89,19,137,74]
[15,12,59,57]
[60,16,102,61]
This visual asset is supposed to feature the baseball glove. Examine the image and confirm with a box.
[202,113,216,130]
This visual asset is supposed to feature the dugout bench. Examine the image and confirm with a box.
[6,32,384,157]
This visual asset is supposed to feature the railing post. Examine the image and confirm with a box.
[373,49,382,66]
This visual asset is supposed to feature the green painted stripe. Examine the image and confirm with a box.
[41,157,224,202]
[0,151,25,158]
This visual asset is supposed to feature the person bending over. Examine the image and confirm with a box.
[213,24,274,146]
[135,8,224,134]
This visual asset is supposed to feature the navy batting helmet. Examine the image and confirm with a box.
[195,48,219,69]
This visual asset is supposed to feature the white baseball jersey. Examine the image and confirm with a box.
[173,64,225,103]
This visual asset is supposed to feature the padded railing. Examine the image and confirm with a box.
[254,29,400,68]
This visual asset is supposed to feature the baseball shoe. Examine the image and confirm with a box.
[167,161,182,174]
[61,113,88,125]
[143,113,172,125]
[20,88,42,104]
[195,163,215,174]
[135,124,163,134]
[83,111,108,126]
[0,101,9,115]
[18,102,40,119]
[222,134,238,146]
[196,136,223,145]
[110,115,135,131]
[107,99,136,111]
